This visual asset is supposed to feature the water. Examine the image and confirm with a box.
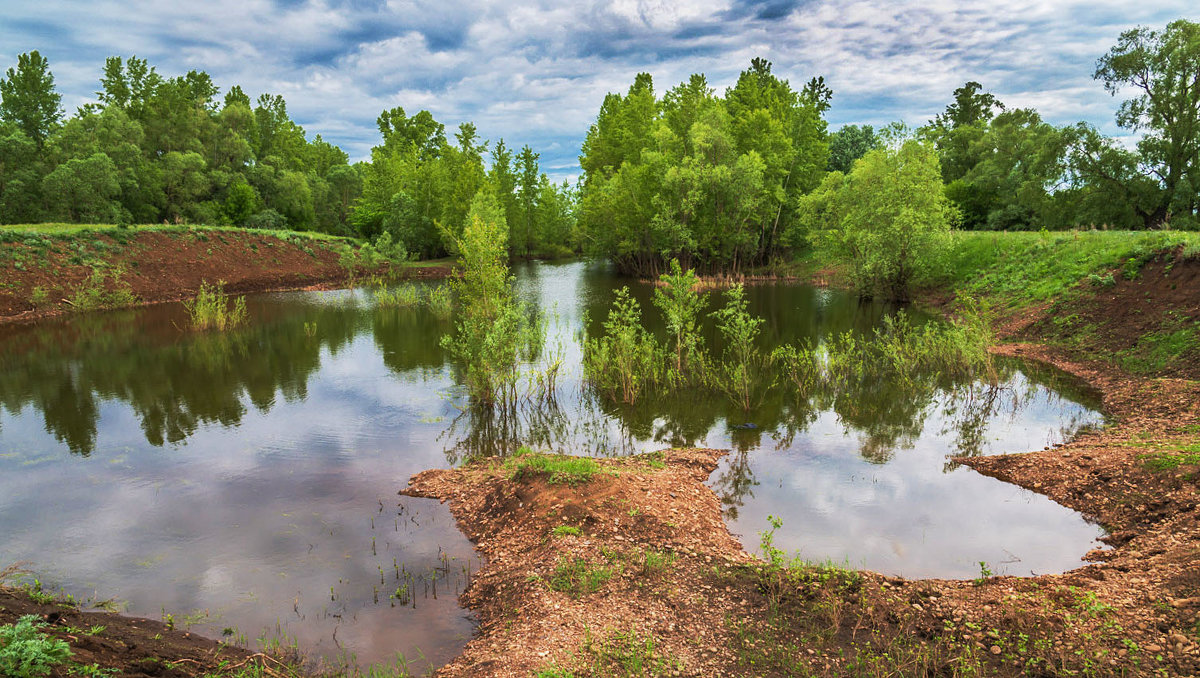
[0,260,1104,669]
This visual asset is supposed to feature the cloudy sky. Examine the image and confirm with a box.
[1,1,1193,178]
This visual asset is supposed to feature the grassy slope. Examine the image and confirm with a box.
[942,230,1200,309]
[788,230,1200,377]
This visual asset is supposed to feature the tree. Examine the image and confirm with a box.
[827,124,878,173]
[0,51,62,147]
[803,139,952,300]
[1094,19,1200,228]
[42,153,122,222]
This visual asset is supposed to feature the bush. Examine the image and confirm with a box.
[582,287,665,404]
[0,615,73,678]
[803,139,953,300]
[245,208,287,230]
[184,281,248,330]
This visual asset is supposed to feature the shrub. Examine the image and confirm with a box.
[245,208,287,230]
[582,287,665,404]
[0,615,73,678]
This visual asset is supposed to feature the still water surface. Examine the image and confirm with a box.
[0,260,1104,670]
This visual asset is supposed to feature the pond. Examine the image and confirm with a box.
[0,260,1105,671]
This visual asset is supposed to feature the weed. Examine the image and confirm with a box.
[552,525,582,538]
[507,447,599,486]
[1140,450,1200,472]
[67,268,136,312]
[184,281,248,331]
[580,626,680,677]
[29,286,49,308]
[582,287,666,404]
[709,284,771,411]
[974,561,993,586]
[0,615,73,677]
[548,557,613,598]
[639,549,677,577]
[374,285,421,308]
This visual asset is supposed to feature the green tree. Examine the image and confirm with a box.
[827,124,878,173]
[42,152,122,222]
[0,51,62,147]
[1094,19,1200,227]
[804,139,952,300]
[441,190,529,405]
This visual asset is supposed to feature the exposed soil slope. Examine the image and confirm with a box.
[0,586,271,677]
[0,229,450,323]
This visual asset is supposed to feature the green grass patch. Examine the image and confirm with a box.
[1140,450,1200,472]
[941,230,1200,309]
[548,556,613,598]
[184,281,248,331]
[551,525,582,538]
[1118,324,1200,375]
[506,447,600,486]
[66,268,137,312]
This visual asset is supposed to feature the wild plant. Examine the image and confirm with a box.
[581,288,664,404]
[424,284,453,318]
[0,615,73,677]
[67,267,137,312]
[440,204,532,406]
[374,284,421,308]
[709,284,773,411]
[653,258,707,384]
[183,281,248,331]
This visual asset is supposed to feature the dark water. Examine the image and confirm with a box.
[0,260,1104,669]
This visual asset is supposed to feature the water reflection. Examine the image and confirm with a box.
[0,261,1107,669]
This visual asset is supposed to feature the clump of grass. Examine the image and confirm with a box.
[552,525,582,538]
[0,615,73,677]
[424,284,453,318]
[548,557,613,597]
[67,267,137,312]
[184,281,248,331]
[28,286,50,308]
[506,447,600,486]
[1140,449,1200,472]
[639,549,677,576]
[581,627,680,676]
[374,284,421,308]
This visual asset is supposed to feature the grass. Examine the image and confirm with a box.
[184,281,248,331]
[66,268,137,312]
[536,627,681,678]
[506,447,600,486]
[552,525,582,538]
[0,223,352,242]
[941,230,1200,309]
[548,556,613,598]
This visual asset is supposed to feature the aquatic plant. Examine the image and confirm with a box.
[582,287,665,404]
[183,281,248,331]
[652,259,707,383]
[373,284,421,308]
[709,284,773,411]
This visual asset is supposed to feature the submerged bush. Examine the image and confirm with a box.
[582,287,665,404]
[709,284,773,411]
[184,281,248,331]
[653,259,707,384]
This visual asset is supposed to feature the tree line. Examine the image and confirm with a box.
[2,18,1197,272]
[577,19,1200,279]
[0,52,578,259]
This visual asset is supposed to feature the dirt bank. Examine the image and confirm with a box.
[0,583,279,677]
[0,228,451,323]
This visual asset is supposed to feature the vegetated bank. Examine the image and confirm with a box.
[392,230,1199,676]
[0,223,452,323]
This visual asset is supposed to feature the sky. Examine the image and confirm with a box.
[1,1,1194,179]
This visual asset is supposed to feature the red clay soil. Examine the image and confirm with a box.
[0,230,451,323]
[0,585,275,677]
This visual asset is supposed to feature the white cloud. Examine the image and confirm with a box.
[0,0,1192,177]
